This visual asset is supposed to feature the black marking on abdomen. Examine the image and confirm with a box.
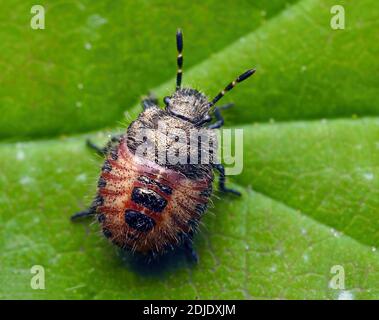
[101,160,112,173]
[131,187,168,212]
[97,213,106,223]
[103,228,112,238]
[200,185,212,197]
[110,148,118,160]
[137,175,152,185]
[156,182,172,195]
[125,209,156,232]
[137,175,173,195]
[196,203,207,215]
[98,177,107,188]
[94,194,104,207]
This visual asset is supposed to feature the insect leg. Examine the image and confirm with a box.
[208,103,234,129]
[213,163,241,196]
[86,134,122,157]
[71,195,103,221]
[141,92,159,110]
[71,207,96,221]
[183,238,198,263]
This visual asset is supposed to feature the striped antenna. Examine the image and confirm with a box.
[176,29,183,91]
[208,69,256,108]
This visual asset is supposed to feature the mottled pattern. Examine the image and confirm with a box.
[127,106,217,179]
[167,88,209,123]
[96,139,213,254]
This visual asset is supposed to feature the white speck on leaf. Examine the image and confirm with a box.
[363,172,374,181]
[76,174,87,182]
[87,14,108,28]
[372,247,377,252]
[77,83,84,90]
[275,249,283,256]
[16,150,25,161]
[269,265,277,272]
[330,228,341,238]
[84,42,92,50]
[338,291,354,300]
[76,101,83,108]
[20,176,34,185]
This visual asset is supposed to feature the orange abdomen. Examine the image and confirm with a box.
[96,139,213,254]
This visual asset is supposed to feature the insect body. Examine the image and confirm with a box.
[71,29,255,261]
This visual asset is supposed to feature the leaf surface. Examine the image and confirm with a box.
[0,0,378,299]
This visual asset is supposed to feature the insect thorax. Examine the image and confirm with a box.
[126,106,216,179]
[166,88,210,124]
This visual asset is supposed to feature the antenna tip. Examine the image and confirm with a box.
[176,28,183,51]
[237,68,256,82]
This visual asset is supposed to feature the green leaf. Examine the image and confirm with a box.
[0,0,298,139]
[238,118,379,248]
[132,0,379,126]
[0,0,378,299]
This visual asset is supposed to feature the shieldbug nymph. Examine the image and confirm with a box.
[71,29,255,262]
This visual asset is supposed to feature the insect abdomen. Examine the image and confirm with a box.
[95,138,213,255]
